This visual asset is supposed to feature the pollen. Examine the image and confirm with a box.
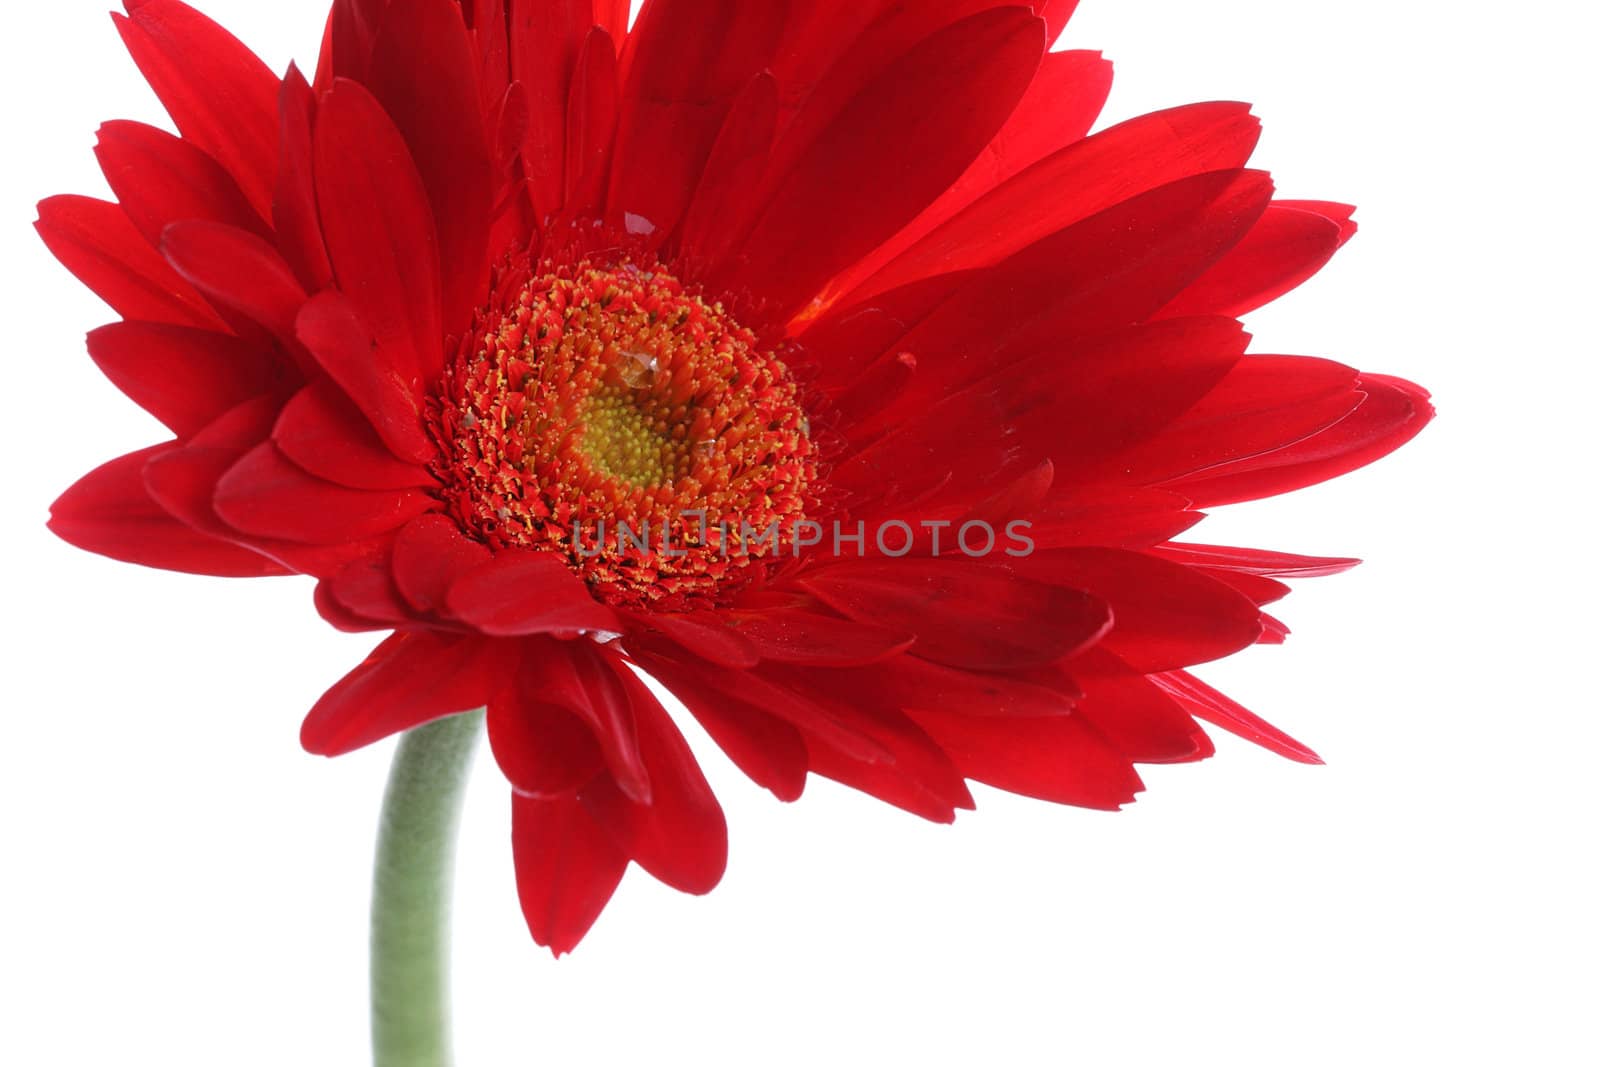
[428,256,817,610]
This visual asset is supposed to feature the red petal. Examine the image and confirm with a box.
[799,559,1112,671]
[633,650,808,802]
[640,612,760,669]
[766,664,975,822]
[729,608,915,667]
[607,0,787,240]
[836,318,1249,508]
[368,0,494,336]
[491,638,653,802]
[274,65,335,290]
[837,172,1272,437]
[35,195,222,329]
[1068,652,1214,764]
[94,120,267,245]
[295,291,434,462]
[509,0,592,219]
[489,660,607,797]
[581,663,728,895]
[272,382,436,491]
[844,101,1262,303]
[213,440,434,543]
[1023,548,1263,672]
[1092,354,1363,487]
[445,551,620,635]
[1159,202,1347,319]
[301,633,499,755]
[142,397,374,578]
[724,8,1045,321]
[825,48,1113,301]
[1027,487,1202,551]
[631,635,891,763]
[160,219,308,346]
[313,78,443,391]
[677,73,779,267]
[907,706,1145,810]
[86,321,282,438]
[562,29,619,219]
[1150,543,1361,578]
[1169,375,1435,506]
[511,791,628,956]
[389,514,494,614]
[113,1,279,218]
[1152,670,1323,764]
[50,443,287,577]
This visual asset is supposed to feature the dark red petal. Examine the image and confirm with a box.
[511,791,629,957]
[562,29,620,219]
[1091,354,1363,487]
[799,559,1112,671]
[1026,487,1202,551]
[1021,548,1263,672]
[1152,670,1323,764]
[631,634,890,762]
[324,549,415,625]
[160,219,308,347]
[907,705,1144,810]
[35,195,223,329]
[860,655,1077,719]
[323,0,388,84]
[838,172,1272,437]
[1159,202,1346,319]
[389,514,493,614]
[581,663,728,895]
[272,382,436,491]
[607,0,788,240]
[489,658,607,797]
[50,443,287,577]
[836,318,1248,509]
[494,638,653,801]
[845,101,1261,303]
[445,551,621,636]
[368,0,494,336]
[766,664,975,822]
[112,1,279,218]
[142,396,375,578]
[677,73,778,268]
[86,321,281,437]
[1149,543,1361,578]
[1067,652,1213,764]
[641,612,760,669]
[826,48,1113,301]
[213,440,434,543]
[301,633,498,755]
[313,78,444,391]
[729,608,915,667]
[1170,375,1435,506]
[1033,0,1081,40]
[274,64,335,290]
[724,8,1045,321]
[633,651,809,802]
[295,291,434,462]
[94,121,267,245]
[509,0,592,218]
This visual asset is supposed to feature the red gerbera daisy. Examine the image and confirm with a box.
[41,0,1431,960]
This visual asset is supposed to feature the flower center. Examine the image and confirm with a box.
[429,257,816,610]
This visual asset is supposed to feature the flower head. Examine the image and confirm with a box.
[42,0,1431,954]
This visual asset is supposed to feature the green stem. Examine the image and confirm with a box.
[370,709,485,1067]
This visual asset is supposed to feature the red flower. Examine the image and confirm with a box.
[42,0,1430,955]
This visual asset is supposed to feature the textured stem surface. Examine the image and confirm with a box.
[371,709,485,1067]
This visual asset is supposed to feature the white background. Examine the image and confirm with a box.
[2,1,1595,1064]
